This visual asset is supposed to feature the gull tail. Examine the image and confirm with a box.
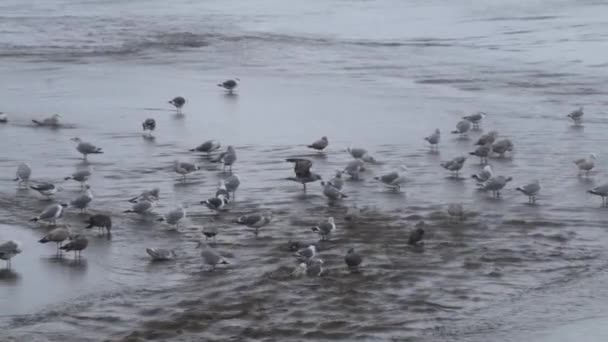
[32,119,42,125]
[220,258,230,265]
[451,130,460,134]
[311,226,321,233]
[64,176,72,181]
[157,217,165,222]
[30,217,39,222]
[516,187,525,193]
[13,177,20,181]
[123,209,134,213]
[588,190,601,195]
[91,149,103,154]
[38,237,50,243]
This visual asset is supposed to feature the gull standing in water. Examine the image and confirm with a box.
[213,146,237,172]
[451,120,471,137]
[347,147,376,163]
[574,153,596,177]
[472,165,494,184]
[307,136,329,152]
[70,137,103,160]
[480,176,513,198]
[124,199,156,216]
[344,159,365,180]
[224,174,241,199]
[463,112,486,130]
[0,240,22,268]
[142,118,156,138]
[168,96,186,113]
[60,235,88,260]
[311,217,336,241]
[516,180,541,204]
[128,188,160,203]
[374,166,408,190]
[475,131,499,146]
[329,171,344,190]
[174,160,200,182]
[408,224,425,246]
[85,214,112,236]
[30,182,59,199]
[470,144,492,164]
[567,106,584,125]
[588,184,608,207]
[69,185,94,213]
[424,129,441,150]
[14,162,32,188]
[200,189,229,212]
[286,158,322,191]
[236,212,273,236]
[196,242,230,271]
[217,78,240,93]
[0,112,7,123]
[190,140,221,154]
[440,156,467,177]
[30,203,68,226]
[157,205,186,228]
[491,139,514,158]
[64,169,91,188]
[344,248,363,271]
[321,181,348,201]
[39,226,70,255]
[294,244,317,261]
[146,248,177,261]
[202,226,219,243]
[32,114,61,127]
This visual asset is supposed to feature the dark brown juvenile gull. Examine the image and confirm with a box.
[451,120,471,137]
[168,96,186,113]
[344,248,363,270]
[567,106,583,125]
[39,227,70,254]
[174,160,200,182]
[60,235,88,260]
[142,118,156,138]
[85,214,112,235]
[0,240,22,268]
[286,158,322,191]
[217,78,240,93]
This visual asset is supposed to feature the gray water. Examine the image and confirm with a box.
[1,0,608,341]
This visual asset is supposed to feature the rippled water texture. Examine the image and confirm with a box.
[2,0,608,341]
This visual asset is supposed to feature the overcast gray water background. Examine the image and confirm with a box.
[1,0,608,341]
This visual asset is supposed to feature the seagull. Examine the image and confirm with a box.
[347,147,376,163]
[124,199,156,215]
[30,203,67,226]
[447,203,465,221]
[174,160,200,182]
[85,214,112,236]
[345,205,362,222]
[128,188,160,203]
[475,131,499,146]
[70,137,103,160]
[14,162,32,187]
[307,136,329,152]
[60,235,89,260]
[574,153,597,176]
[451,120,471,137]
[567,106,584,125]
[588,184,608,207]
[217,78,240,93]
[64,169,92,188]
[168,96,186,113]
[190,140,221,154]
[424,129,441,150]
[196,242,230,271]
[291,262,308,277]
[408,224,425,246]
[491,139,513,158]
[470,144,492,164]
[440,156,467,176]
[472,165,494,184]
[463,112,486,129]
[39,227,70,254]
[311,217,336,241]
[329,171,344,190]
[213,146,237,172]
[344,159,365,180]
[202,226,219,243]
[200,196,229,212]
[285,158,322,191]
[294,244,317,261]
[480,175,513,198]
[32,114,61,127]
[215,180,231,202]
[321,181,348,201]
[142,118,156,138]
[516,180,541,204]
[146,248,177,261]
[224,174,241,199]
[374,166,408,190]
[236,212,273,236]
[157,205,186,228]
[0,240,22,268]
[306,258,324,277]
[0,112,7,123]
[344,248,362,271]
[30,182,59,199]
[69,185,94,213]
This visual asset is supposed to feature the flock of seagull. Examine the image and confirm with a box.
[0,92,606,278]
